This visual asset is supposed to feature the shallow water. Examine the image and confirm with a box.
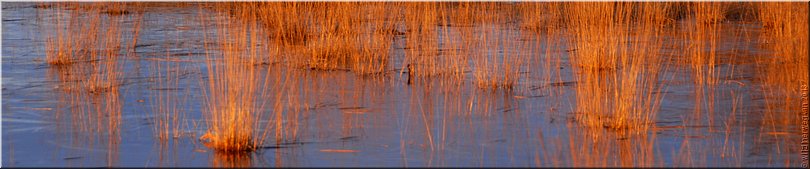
[2,3,805,167]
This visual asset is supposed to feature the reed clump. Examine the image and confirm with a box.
[89,8,125,95]
[40,2,131,96]
[401,2,479,82]
[42,2,134,65]
[567,2,670,132]
[471,24,527,90]
[756,2,808,131]
[683,2,726,130]
[225,2,399,75]
[519,2,567,97]
[43,3,99,65]
[518,2,564,34]
[351,2,398,75]
[41,3,127,166]
[402,2,442,78]
[300,2,396,75]
[223,2,540,83]
[565,2,625,71]
[199,6,276,152]
[150,60,189,141]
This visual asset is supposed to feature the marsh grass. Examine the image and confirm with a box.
[42,4,126,164]
[40,3,127,95]
[227,2,396,75]
[519,2,568,98]
[567,2,670,133]
[213,2,540,87]
[89,11,125,95]
[31,2,808,166]
[519,2,564,33]
[148,19,192,141]
[43,3,100,65]
[565,123,660,167]
[198,6,280,152]
[150,60,189,140]
[42,3,134,65]
[756,2,809,127]
[402,2,442,78]
[685,2,727,130]
[471,24,527,90]
[200,27,262,151]
[754,2,808,166]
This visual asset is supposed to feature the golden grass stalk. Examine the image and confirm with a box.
[148,15,188,141]
[300,2,360,71]
[42,6,73,65]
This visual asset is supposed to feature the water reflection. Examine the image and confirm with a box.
[210,151,252,167]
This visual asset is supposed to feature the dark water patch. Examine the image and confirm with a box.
[340,136,359,141]
[3,18,25,22]
[149,87,183,91]
[549,81,576,87]
[63,156,83,160]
